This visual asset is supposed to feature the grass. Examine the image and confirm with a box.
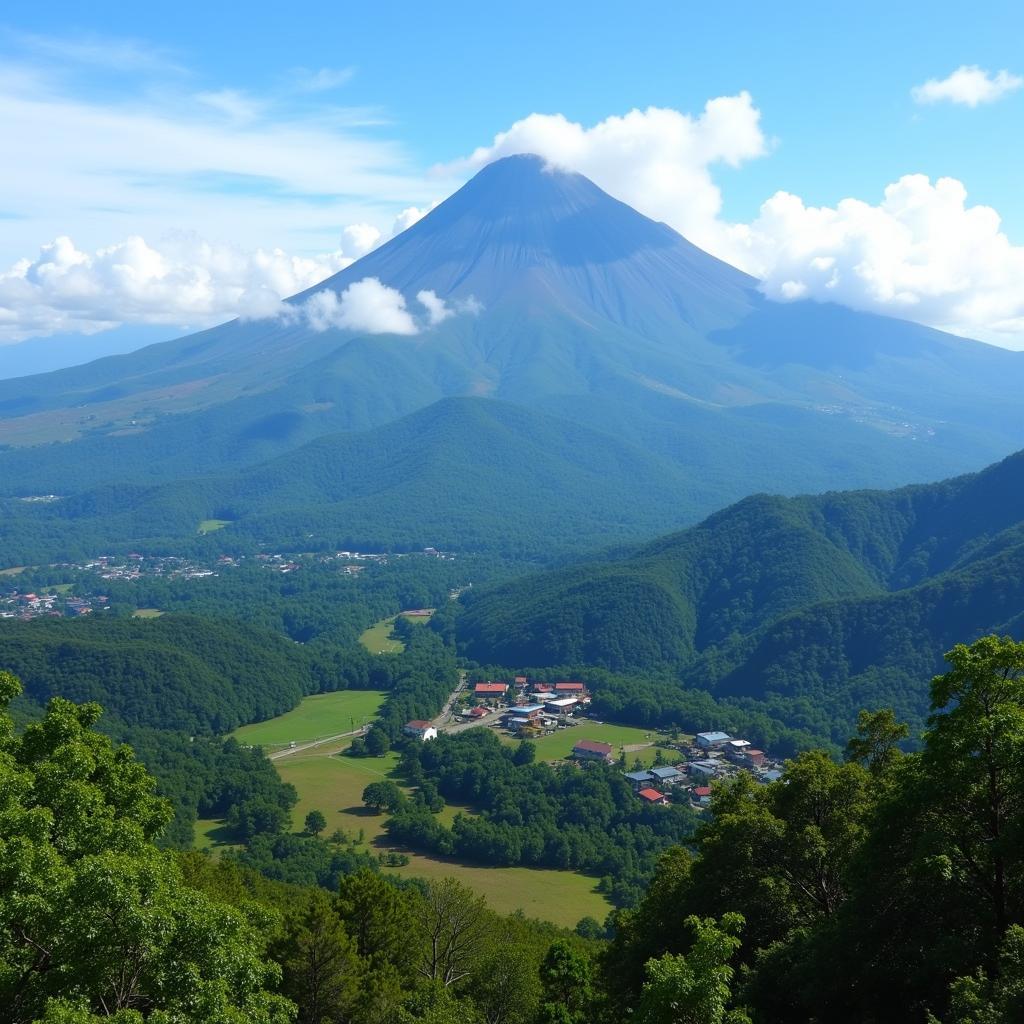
[232,690,388,748]
[0,566,27,576]
[132,608,164,618]
[509,721,679,764]
[358,616,405,654]
[274,742,611,927]
[197,518,231,534]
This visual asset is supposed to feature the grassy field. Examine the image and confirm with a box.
[132,608,164,618]
[358,616,405,654]
[274,742,610,926]
[0,566,27,576]
[506,721,679,765]
[197,518,231,534]
[232,690,388,748]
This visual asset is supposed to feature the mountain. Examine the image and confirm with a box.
[1,155,1022,526]
[456,448,1024,737]
[0,397,714,563]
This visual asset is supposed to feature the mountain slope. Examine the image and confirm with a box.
[457,449,1024,734]
[0,156,1022,522]
[0,397,711,562]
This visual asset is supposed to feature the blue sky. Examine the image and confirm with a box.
[2,0,1023,347]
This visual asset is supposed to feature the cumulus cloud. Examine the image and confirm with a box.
[730,174,1024,345]
[0,234,359,342]
[342,223,382,257]
[912,66,1023,107]
[446,97,768,252]
[416,289,452,326]
[301,278,418,335]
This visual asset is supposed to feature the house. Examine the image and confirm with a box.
[624,770,654,789]
[726,739,751,756]
[467,706,490,720]
[691,785,712,807]
[740,749,766,768]
[506,703,544,720]
[573,739,614,763]
[649,765,683,785]
[695,731,731,750]
[688,759,721,779]
[514,675,528,687]
[637,788,669,806]
[474,681,509,702]
[543,696,578,717]
[554,681,586,694]
[758,768,783,784]
[403,720,437,742]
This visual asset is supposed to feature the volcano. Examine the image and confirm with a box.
[0,155,1022,522]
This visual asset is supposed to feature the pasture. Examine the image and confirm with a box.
[232,690,388,748]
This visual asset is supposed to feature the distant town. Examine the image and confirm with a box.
[0,546,456,620]
[406,675,783,813]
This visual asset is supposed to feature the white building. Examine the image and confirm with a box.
[403,720,438,742]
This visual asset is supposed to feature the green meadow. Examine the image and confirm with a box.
[232,690,388,748]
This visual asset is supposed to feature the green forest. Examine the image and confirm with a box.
[5,635,1024,1022]
[458,449,1024,742]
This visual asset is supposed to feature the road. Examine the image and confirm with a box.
[268,725,368,761]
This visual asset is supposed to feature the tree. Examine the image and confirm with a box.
[362,781,405,814]
[336,869,419,973]
[922,636,1024,947]
[844,708,909,775]
[537,939,594,1024]
[0,672,293,1024]
[416,878,490,987]
[365,726,391,757]
[274,891,361,1024]
[304,809,327,836]
[512,740,536,767]
[634,914,750,1024]
[935,924,1024,1024]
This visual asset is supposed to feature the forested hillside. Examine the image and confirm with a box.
[6,636,1024,1023]
[0,397,715,564]
[459,449,1024,739]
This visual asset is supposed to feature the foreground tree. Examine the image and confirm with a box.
[634,914,750,1024]
[0,670,293,1023]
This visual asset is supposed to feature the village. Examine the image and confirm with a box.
[405,675,783,812]
[0,545,456,620]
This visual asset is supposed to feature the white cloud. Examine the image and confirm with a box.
[289,67,356,93]
[730,175,1024,346]
[912,66,1023,107]
[0,48,456,266]
[0,234,358,342]
[342,223,382,257]
[446,97,768,253]
[301,278,417,335]
[416,290,453,326]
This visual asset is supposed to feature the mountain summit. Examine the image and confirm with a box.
[0,155,1022,519]
[297,154,753,328]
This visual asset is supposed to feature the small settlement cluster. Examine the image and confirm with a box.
[404,676,782,812]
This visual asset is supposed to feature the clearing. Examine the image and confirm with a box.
[197,518,231,534]
[232,690,388,749]
[132,608,164,618]
[276,741,610,927]
[506,721,681,765]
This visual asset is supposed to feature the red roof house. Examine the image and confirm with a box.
[692,786,712,799]
[474,682,508,696]
[638,788,669,805]
[554,681,586,692]
[468,706,490,719]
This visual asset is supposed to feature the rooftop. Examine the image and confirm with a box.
[638,788,667,802]
[574,739,614,755]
